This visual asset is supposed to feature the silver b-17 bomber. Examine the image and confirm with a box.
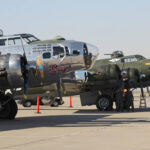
[0,29,99,119]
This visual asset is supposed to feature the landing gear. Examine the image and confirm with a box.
[56,78,65,106]
[50,98,64,107]
[22,100,32,107]
[48,96,59,107]
[55,98,64,105]
[0,93,18,119]
[41,96,64,107]
[96,89,134,112]
[96,95,113,111]
[50,100,59,107]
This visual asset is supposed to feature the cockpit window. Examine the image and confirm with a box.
[14,38,22,45]
[8,39,15,45]
[53,46,64,56]
[22,36,39,44]
[0,39,7,46]
[8,38,24,46]
[0,34,39,46]
[23,38,30,43]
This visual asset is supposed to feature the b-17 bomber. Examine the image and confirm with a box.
[81,51,150,111]
[0,29,99,119]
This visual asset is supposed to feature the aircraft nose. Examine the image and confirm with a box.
[83,43,99,69]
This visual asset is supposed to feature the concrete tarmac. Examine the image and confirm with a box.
[1,95,150,150]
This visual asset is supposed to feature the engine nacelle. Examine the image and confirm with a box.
[0,54,26,89]
[91,64,121,81]
[121,68,139,86]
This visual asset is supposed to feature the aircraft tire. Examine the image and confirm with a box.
[96,95,113,111]
[0,95,18,119]
[23,100,32,107]
[50,101,59,107]
[55,98,64,105]
[7,99,18,119]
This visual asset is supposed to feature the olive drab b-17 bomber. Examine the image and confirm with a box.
[0,29,99,119]
[80,51,150,111]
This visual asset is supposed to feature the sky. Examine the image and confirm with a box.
[1,0,150,59]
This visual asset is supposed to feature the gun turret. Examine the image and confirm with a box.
[105,51,124,58]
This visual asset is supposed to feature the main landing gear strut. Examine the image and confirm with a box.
[0,92,18,119]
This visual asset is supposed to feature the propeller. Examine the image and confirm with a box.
[20,36,28,99]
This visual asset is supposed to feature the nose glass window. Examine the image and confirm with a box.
[84,43,99,68]
[86,43,99,58]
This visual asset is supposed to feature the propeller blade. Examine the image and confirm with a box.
[23,75,28,99]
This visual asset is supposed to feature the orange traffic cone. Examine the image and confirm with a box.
[69,96,72,108]
[37,96,40,113]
